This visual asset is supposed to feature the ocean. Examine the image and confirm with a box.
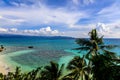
[0,35,120,72]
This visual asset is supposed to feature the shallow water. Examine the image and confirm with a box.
[0,36,120,72]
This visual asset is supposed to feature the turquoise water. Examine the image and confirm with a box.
[0,35,120,72]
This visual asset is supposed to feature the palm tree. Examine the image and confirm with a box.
[75,29,119,61]
[24,67,41,80]
[40,61,64,80]
[0,67,41,80]
[63,56,92,80]
[91,53,120,80]
[74,29,120,80]
[75,29,102,59]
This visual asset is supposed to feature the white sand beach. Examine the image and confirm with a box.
[0,55,11,74]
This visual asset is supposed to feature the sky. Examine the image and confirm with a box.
[0,0,120,38]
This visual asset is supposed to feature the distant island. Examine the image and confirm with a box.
[0,34,74,39]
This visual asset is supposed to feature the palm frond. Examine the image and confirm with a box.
[97,36,104,45]
[67,56,87,71]
[89,29,98,40]
[75,38,92,47]
[58,64,64,78]
[73,47,90,51]
[63,69,80,80]
[100,45,118,50]
[103,50,117,59]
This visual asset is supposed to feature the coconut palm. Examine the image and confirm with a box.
[73,29,120,80]
[0,67,41,80]
[24,67,41,80]
[75,29,118,60]
[63,56,92,80]
[91,53,120,80]
[40,61,64,80]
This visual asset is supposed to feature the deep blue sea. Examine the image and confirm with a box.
[0,35,120,72]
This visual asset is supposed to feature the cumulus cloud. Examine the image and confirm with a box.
[39,26,59,35]
[0,26,61,36]
[0,27,8,32]
[0,0,120,38]
[95,22,120,38]
[10,28,18,32]
[96,23,110,33]
[23,26,60,35]
[67,22,120,38]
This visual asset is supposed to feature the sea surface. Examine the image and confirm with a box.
[0,35,120,72]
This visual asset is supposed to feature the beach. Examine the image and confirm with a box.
[0,37,120,75]
[0,55,11,74]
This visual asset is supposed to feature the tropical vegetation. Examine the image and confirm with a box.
[0,29,120,80]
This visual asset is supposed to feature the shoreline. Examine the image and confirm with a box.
[0,55,11,74]
[0,49,38,74]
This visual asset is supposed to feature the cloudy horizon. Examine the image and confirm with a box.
[0,0,120,38]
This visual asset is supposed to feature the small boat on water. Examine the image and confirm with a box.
[28,46,34,49]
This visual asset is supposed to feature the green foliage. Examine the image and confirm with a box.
[74,29,120,80]
[40,61,64,80]
[63,56,92,80]
[0,29,120,80]
[0,67,41,80]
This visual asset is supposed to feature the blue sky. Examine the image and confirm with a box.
[0,0,120,38]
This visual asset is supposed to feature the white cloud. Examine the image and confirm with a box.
[0,15,3,19]
[62,30,89,38]
[97,1,120,23]
[40,26,52,32]
[39,26,60,35]
[0,15,26,27]
[0,23,120,38]
[38,26,59,35]
[98,2,120,15]
[10,28,18,32]
[95,22,120,38]
[96,23,110,33]
[72,0,79,5]
[0,0,91,37]
[0,27,8,32]
[72,0,94,6]
[9,0,43,8]
[65,22,120,38]
[51,30,59,35]
[0,26,61,36]
[0,0,120,38]
[83,0,94,5]
[0,5,87,28]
